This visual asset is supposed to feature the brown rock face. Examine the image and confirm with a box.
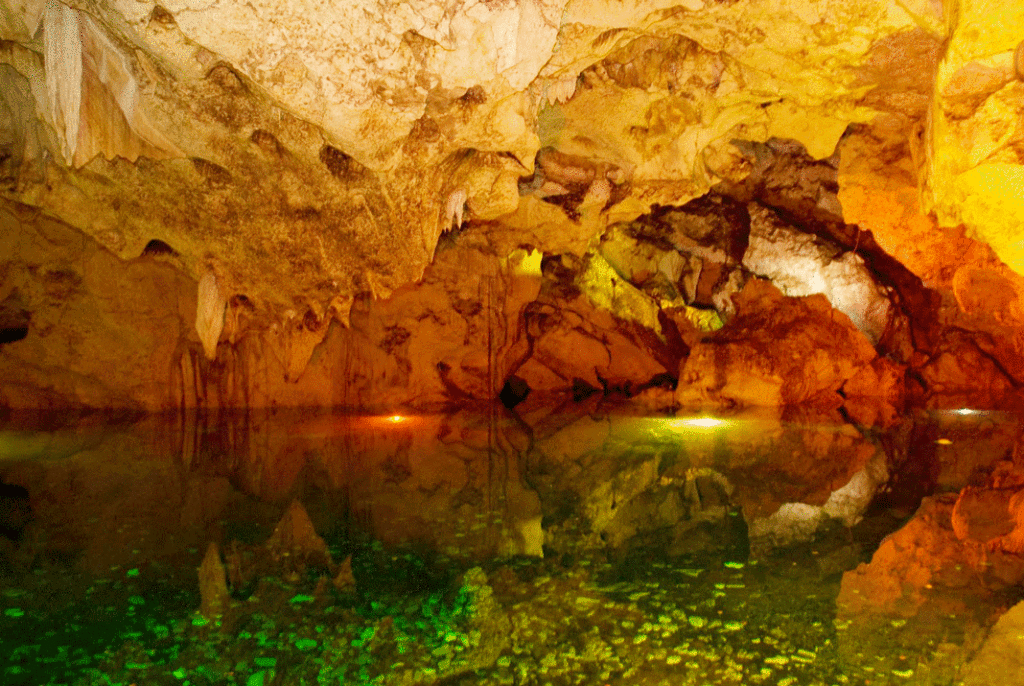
[677,279,877,409]
[951,487,1018,544]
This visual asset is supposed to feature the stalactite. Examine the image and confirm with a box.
[43,0,82,165]
[42,0,181,166]
[444,188,467,232]
[195,270,225,361]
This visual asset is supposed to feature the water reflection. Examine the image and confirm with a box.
[0,406,1019,685]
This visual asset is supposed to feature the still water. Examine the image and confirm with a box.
[0,404,1020,686]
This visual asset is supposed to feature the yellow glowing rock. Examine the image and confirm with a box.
[926,0,1024,274]
[507,248,543,278]
[677,306,723,333]
[763,101,853,160]
[953,164,1024,274]
[577,252,662,336]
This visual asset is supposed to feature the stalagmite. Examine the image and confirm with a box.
[195,270,225,360]
[198,541,230,619]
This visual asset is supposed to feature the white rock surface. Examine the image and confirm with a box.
[743,204,891,343]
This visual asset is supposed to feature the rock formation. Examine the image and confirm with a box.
[0,0,1022,415]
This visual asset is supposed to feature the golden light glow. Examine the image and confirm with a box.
[359,414,421,428]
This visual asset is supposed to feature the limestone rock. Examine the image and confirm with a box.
[266,309,331,382]
[600,193,751,315]
[916,332,1015,400]
[838,120,1024,387]
[925,0,1024,273]
[676,279,877,409]
[841,356,906,426]
[2,0,1024,415]
[743,203,891,343]
[951,487,1017,545]
[42,1,182,167]
[511,251,679,395]
[195,270,225,361]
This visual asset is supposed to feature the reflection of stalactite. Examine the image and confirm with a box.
[169,343,205,410]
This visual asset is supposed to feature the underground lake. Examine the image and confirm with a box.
[1,403,1022,686]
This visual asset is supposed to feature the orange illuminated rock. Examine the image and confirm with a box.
[838,121,1024,389]
[951,486,1017,544]
[916,333,1015,400]
[677,279,877,408]
[520,296,670,394]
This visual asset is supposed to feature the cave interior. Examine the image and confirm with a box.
[2,0,1024,684]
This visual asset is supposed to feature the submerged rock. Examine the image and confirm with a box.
[198,541,231,619]
[265,499,333,570]
[959,600,1024,686]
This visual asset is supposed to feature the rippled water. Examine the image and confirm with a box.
[0,404,1019,685]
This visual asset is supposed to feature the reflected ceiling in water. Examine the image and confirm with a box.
[0,406,1022,685]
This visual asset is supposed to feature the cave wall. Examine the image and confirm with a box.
[1,0,1023,413]
[3,138,1020,417]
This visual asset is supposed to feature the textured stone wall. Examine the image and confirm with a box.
[1,0,1023,412]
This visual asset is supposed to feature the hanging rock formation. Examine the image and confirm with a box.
[195,270,225,361]
[0,0,1021,412]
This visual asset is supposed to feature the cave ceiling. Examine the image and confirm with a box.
[0,0,1023,349]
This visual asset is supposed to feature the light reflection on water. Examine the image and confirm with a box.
[0,406,1020,685]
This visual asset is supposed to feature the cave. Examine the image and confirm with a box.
[2,1,1024,684]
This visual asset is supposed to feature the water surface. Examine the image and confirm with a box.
[0,405,1019,685]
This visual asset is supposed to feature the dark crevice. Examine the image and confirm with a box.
[141,239,177,257]
[0,326,28,344]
